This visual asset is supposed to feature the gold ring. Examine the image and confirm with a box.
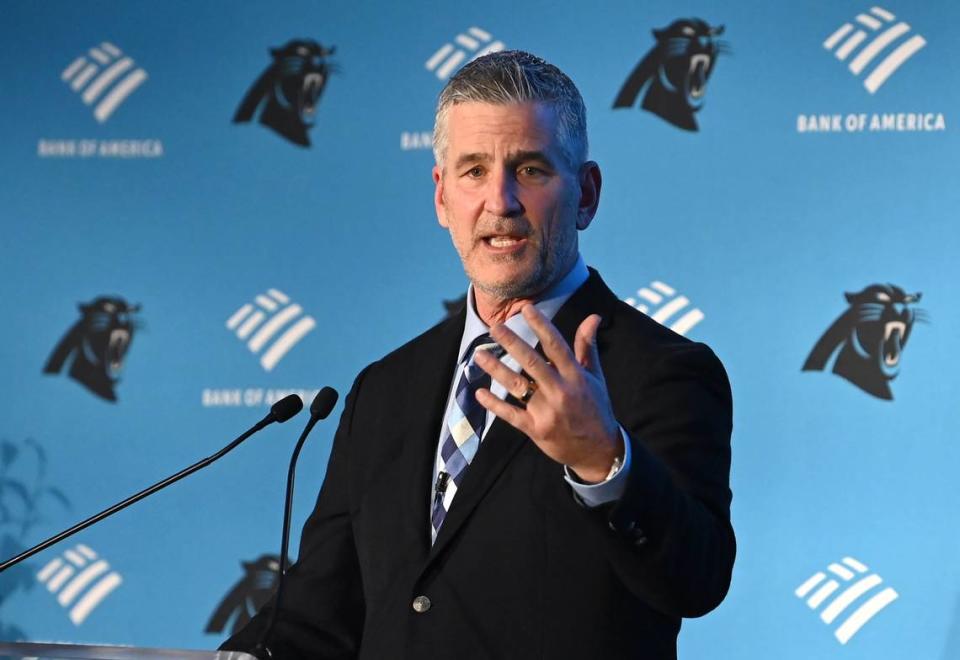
[519,379,538,404]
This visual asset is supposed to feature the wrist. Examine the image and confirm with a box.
[569,431,625,484]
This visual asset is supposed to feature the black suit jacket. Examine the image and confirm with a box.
[224,270,734,659]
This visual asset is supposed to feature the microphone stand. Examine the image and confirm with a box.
[0,395,303,573]
[253,386,338,660]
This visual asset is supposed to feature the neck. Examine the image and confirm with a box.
[470,253,582,326]
[473,292,537,326]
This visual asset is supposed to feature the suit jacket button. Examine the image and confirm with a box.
[412,595,432,613]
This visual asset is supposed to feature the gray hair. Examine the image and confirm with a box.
[432,50,588,171]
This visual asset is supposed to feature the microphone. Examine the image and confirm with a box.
[254,386,339,659]
[310,386,339,420]
[0,394,304,573]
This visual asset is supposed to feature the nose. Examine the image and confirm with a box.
[484,169,523,218]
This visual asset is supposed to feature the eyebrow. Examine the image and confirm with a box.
[454,152,491,170]
[453,150,557,170]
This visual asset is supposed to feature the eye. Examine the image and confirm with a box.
[682,26,696,36]
[462,165,485,179]
[876,292,890,302]
[519,165,551,179]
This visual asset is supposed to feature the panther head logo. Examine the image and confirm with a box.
[43,296,140,402]
[205,554,283,635]
[233,39,337,147]
[803,284,928,400]
[613,19,728,131]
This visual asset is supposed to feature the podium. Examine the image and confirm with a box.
[0,643,256,660]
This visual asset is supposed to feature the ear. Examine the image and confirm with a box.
[433,164,449,228]
[844,292,856,304]
[575,161,602,231]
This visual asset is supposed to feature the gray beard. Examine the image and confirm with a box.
[467,242,576,303]
[471,261,548,300]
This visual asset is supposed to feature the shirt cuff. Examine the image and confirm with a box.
[563,425,632,508]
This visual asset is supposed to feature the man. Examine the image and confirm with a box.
[224,50,734,659]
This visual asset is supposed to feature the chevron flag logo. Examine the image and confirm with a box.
[795,556,899,644]
[61,42,148,123]
[226,288,316,372]
[624,281,704,336]
[425,27,505,80]
[823,7,926,94]
[36,544,122,625]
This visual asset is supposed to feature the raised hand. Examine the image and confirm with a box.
[473,305,623,483]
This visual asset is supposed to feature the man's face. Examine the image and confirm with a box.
[433,101,595,301]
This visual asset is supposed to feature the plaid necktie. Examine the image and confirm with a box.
[431,334,504,540]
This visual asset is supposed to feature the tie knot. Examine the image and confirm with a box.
[463,333,503,383]
[466,333,502,359]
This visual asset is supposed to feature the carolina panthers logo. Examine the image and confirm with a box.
[43,296,140,402]
[205,554,282,635]
[233,39,337,147]
[803,284,928,400]
[613,19,728,131]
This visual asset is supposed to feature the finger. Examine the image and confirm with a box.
[488,322,562,389]
[475,388,532,435]
[473,349,534,400]
[521,305,579,380]
[574,314,603,376]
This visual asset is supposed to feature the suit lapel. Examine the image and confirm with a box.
[394,311,466,560]
[427,415,527,559]
[426,270,619,562]
[546,269,617,347]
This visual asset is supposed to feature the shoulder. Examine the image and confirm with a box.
[380,312,461,368]
[347,312,462,388]
[607,296,693,349]
[602,297,729,397]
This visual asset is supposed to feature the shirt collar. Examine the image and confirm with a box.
[457,253,589,363]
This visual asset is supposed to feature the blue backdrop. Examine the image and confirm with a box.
[1,1,957,657]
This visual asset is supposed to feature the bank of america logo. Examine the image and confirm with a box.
[226,289,316,372]
[61,42,148,123]
[624,281,704,336]
[37,544,122,625]
[425,27,505,80]
[823,7,926,94]
[795,556,899,644]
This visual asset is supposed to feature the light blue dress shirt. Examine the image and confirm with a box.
[431,254,633,525]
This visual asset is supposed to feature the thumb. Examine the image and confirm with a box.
[574,314,603,376]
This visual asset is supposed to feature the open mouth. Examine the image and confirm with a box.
[687,54,711,101]
[479,231,531,253]
[483,235,526,248]
[301,72,324,118]
[107,329,130,376]
[881,321,905,371]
